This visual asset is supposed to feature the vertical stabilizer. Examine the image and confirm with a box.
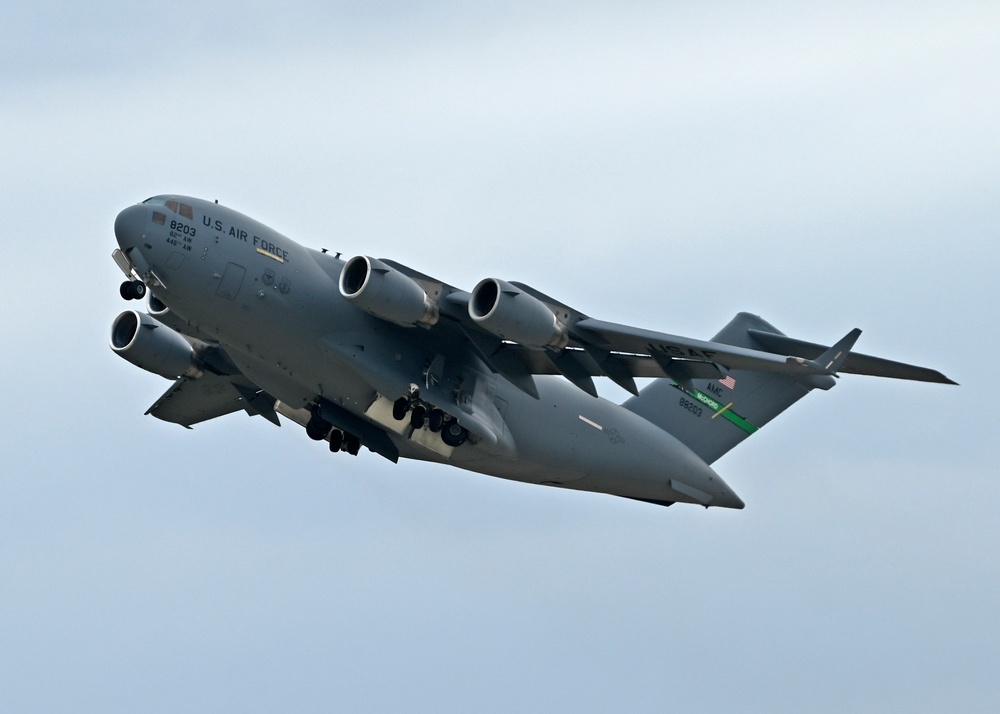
[622,313,835,464]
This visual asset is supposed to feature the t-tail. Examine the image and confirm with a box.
[622,312,955,465]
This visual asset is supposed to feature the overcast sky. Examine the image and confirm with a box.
[2,2,997,712]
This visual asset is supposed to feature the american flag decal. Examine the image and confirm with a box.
[719,375,736,390]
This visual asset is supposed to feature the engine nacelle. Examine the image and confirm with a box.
[339,255,439,328]
[110,310,203,379]
[469,278,568,350]
[147,293,171,318]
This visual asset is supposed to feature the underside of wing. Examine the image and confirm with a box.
[146,371,280,427]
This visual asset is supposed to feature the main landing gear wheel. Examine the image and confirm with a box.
[306,411,332,441]
[324,427,360,455]
[441,422,469,447]
[390,394,463,446]
[427,408,445,433]
[120,280,146,300]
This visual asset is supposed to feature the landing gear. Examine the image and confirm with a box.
[409,404,426,429]
[390,392,468,448]
[327,429,360,455]
[427,408,445,433]
[311,410,361,456]
[441,421,469,447]
[119,280,146,301]
[306,410,332,441]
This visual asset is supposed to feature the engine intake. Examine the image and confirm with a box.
[147,293,171,318]
[110,310,203,379]
[469,278,568,350]
[339,256,439,328]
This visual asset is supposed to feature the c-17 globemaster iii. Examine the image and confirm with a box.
[109,195,955,510]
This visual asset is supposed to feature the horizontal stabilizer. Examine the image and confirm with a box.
[787,328,862,375]
[749,329,956,384]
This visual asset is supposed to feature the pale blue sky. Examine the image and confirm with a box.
[2,2,997,711]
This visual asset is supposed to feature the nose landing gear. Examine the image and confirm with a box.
[120,280,147,301]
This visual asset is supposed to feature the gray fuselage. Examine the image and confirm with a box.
[113,196,743,508]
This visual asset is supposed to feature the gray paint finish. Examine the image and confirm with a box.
[110,195,952,511]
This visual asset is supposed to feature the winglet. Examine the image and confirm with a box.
[788,328,862,375]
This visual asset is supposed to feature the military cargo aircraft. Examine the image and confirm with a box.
[109,195,955,510]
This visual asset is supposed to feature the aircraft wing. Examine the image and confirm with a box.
[571,318,829,374]
[454,310,854,398]
[146,371,281,427]
[461,309,953,397]
[483,316,954,395]
[378,261,954,396]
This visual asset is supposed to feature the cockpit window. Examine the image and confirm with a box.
[143,197,193,219]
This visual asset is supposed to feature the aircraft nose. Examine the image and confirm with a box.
[114,204,148,250]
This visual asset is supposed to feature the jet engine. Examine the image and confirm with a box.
[469,278,569,350]
[110,310,203,379]
[147,293,171,318]
[339,256,439,327]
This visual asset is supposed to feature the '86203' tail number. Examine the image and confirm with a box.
[679,397,703,418]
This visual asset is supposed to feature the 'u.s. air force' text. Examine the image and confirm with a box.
[203,215,290,262]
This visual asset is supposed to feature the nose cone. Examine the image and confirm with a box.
[114,204,148,251]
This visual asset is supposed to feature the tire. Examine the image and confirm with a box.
[428,409,445,433]
[392,397,409,421]
[306,414,331,441]
[329,429,344,452]
[130,281,147,299]
[409,404,426,429]
[441,422,468,447]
